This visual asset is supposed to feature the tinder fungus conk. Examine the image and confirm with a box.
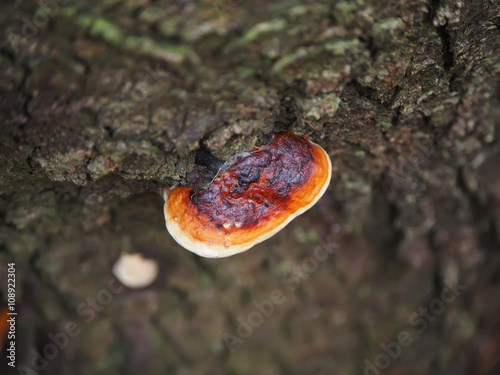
[164,130,332,258]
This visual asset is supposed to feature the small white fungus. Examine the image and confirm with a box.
[112,253,159,289]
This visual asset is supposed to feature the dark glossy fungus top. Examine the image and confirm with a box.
[190,130,315,231]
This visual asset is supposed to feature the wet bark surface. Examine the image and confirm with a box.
[1,0,500,374]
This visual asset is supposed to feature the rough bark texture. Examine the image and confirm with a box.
[1,0,500,374]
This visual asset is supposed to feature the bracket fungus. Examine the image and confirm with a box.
[112,253,159,289]
[163,130,332,258]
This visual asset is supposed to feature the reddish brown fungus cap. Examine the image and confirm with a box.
[164,130,332,258]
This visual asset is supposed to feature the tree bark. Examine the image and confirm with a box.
[1,0,500,374]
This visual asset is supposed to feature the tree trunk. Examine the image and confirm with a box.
[1,0,500,374]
